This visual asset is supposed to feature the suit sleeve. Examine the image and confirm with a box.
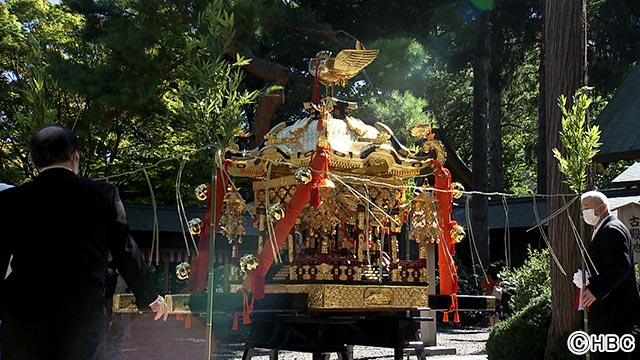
[587,225,633,301]
[106,186,159,307]
[0,190,11,283]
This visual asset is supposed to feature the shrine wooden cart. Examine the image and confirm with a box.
[115,48,494,360]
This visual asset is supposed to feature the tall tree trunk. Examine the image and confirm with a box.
[537,19,547,195]
[488,86,503,192]
[488,11,504,193]
[543,0,588,357]
[472,10,491,265]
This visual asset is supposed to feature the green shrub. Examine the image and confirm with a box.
[546,332,585,360]
[486,294,551,360]
[500,247,551,314]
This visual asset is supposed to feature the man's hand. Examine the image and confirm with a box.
[149,295,168,321]
[581,288,597,308]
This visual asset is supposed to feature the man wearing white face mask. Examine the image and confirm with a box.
[580,190,640,359]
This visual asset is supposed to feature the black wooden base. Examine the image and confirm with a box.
[241,311,433,360]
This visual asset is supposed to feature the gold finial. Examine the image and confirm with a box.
[308,46,379,90]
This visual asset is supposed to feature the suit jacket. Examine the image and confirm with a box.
[587,214,640,333]
[0,168,158,323]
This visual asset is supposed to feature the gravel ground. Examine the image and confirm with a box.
[106,314,489,360]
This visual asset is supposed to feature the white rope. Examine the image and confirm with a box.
[95,150,584,201]
[501,196,511,268]
[365,185,372,266]
[176,158,196,257]
[562,197,599,276]
[143,169,160,265]
[91,146,603,280]
[526,195,579,232]
[329,173,399,226]
[264,162,282,264]
[532,196,567,275]
[465,196,487,283]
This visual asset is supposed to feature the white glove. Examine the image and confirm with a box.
[572,269,590,288]
[149,295,169,321]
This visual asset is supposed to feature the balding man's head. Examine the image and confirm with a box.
[30,125,79,169]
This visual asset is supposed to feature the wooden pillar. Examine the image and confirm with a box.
[420,242,437,346]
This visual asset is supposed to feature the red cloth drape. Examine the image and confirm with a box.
[432,160,458,296]
[184,166,230,293]
[243,146,330,299]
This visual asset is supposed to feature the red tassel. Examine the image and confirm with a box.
[242,313,251,325]
[242,291,252,325]
[176,313,184,321]
[185,314,192,329]
[451,294,460,323]
[232,312,239,331]
[442,311,449,322]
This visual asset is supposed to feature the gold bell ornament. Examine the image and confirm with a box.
[239,254,259,274]
[188,218,203,235]
[194,184,209,201]
[450,221,466,243]
[175,262,191,280]
[267,203,285,222]
[294,167,313,185]
[450,182,465,199]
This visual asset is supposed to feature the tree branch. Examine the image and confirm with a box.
[226,43,313,148]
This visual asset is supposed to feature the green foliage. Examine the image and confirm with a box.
[352,90,433,147]
[1,0,639,207]
[422,66,474,162]
[500,48,540,195]
[588,0,640,96]
[500,247,550,314]
[552,87,602,193]
[486,294,551,360]
[0,0,84,183]
[364,37,431,95]
[175,1,261,150]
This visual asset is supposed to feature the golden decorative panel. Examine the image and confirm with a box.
[113,294,138,313]
[255,284,429,310]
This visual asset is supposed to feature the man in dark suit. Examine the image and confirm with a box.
[581,190,640,359]
[0,125,168,360]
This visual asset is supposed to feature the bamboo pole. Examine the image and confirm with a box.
[205,151,219,360]
[580,214,590,360]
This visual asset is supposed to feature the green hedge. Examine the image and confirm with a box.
[486,294,551,360]
[500,248,551,314]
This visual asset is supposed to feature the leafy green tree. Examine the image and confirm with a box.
[0,0,83,183]
[552,87,602,193]
[588,0,640,96]
[175,2,262,150]
[352,90,433,147]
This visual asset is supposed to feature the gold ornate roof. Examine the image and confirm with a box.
[224,100,446,183]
